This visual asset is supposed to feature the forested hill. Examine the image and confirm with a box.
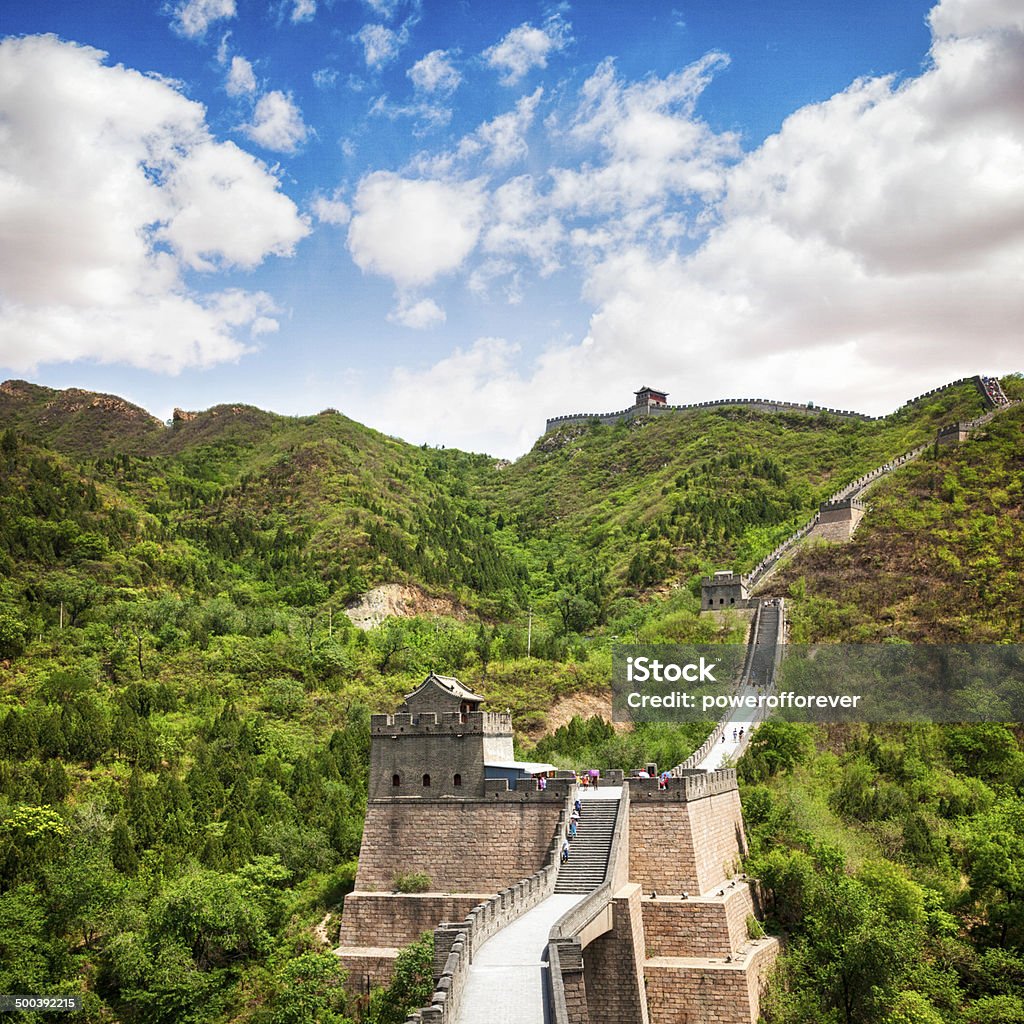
[2,373,1024,1023]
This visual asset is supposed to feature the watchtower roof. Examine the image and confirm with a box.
[403,671,485,707]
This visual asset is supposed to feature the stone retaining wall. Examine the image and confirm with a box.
[355,798,564,891]
[644,939,779,1024]
[641,886,755,958]
[337,893,492,948]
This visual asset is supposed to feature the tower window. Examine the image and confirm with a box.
[422,773,431,787]
[454,773,462,787]
[392,774,401,787]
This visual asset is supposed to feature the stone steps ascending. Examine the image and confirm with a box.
[554,799,619,894]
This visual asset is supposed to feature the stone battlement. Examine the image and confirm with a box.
[544,374,997,437]
[370,710,511,736]
[630,768,739,803]
[545,396,873,434]
[819,496,866,514]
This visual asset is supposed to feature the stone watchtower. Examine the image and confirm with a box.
[369,672,515,799]
[701,570,750,610]
[337,674,569,990]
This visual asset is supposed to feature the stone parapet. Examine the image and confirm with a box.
[402,791,571,1024]
[629,769,738,803]
[337,892,492,948]
[371,710,511,736]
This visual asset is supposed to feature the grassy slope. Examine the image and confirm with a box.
[776,396,1024,642]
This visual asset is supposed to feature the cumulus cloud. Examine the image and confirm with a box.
[408,49,461,93]
[357,0,1024,457]
[311,193,351,226]
[290,0,316,22]
[476,87,542,167]
[388,296,446,329]
[354,23,407,69]
[170,0,236,39]
[347,172,485,287]
[484,15,571,85]
[0,35,308,374]
[549,54,740,227]
[225,54,256,96]
[240,90,309,152]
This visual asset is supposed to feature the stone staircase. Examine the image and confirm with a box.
[554,798,619,894]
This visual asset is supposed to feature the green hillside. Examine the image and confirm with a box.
[1,373,1023,1023]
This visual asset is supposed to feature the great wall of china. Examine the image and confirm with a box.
[543,374,997,434]
[331,374,1016,1024]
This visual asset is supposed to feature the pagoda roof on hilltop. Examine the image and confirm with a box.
[403,671,486,705]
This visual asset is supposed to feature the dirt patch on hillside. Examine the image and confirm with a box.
[344,583,470,631]
[524,691,626,740]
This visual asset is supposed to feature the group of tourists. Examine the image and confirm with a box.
[561,798,584,863]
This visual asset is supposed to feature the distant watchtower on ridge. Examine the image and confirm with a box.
[634,385,668,407]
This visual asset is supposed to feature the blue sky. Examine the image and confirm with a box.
[1,0,1022,456]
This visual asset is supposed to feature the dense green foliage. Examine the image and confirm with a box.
[743,721,1024,1023]
[1,375,1021,1021]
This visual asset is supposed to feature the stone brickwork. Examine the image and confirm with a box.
[369,710,514,799]
[553,941,590,1024]
[641,886,755,958]
[333,948,400,993]
[583,885,651,1024]
[337,893,491,948]
[354,798,564,891]
[644,938,779,1024]
[628,787,745,895]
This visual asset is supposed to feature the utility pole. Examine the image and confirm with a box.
[527,608,532,658]
[59,601,64,630]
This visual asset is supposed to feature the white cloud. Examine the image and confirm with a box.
[484,15,571,85]
[290,0,316,23]
[482,176,563,275]
[408,50,461,94]
[0,35,308,374]
[313,67,338,89]
[170,0,236,39]
[241,90,309,152]
[387,296,446,329]
[347,172,485,287]
[549,54,740,226]
[356,337,529,453]
[929,0,1024,37]
[368,93,452,132]
[311,193,351,226]
[477,87,542,167]
[361,0,401,17]
[225,55,256,96]
[354,24,405,69]
[358,0,1024,457]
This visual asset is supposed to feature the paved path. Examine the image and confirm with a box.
[455,892,586,1024]
[695,687,759,770]
[456,786,620,1024]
